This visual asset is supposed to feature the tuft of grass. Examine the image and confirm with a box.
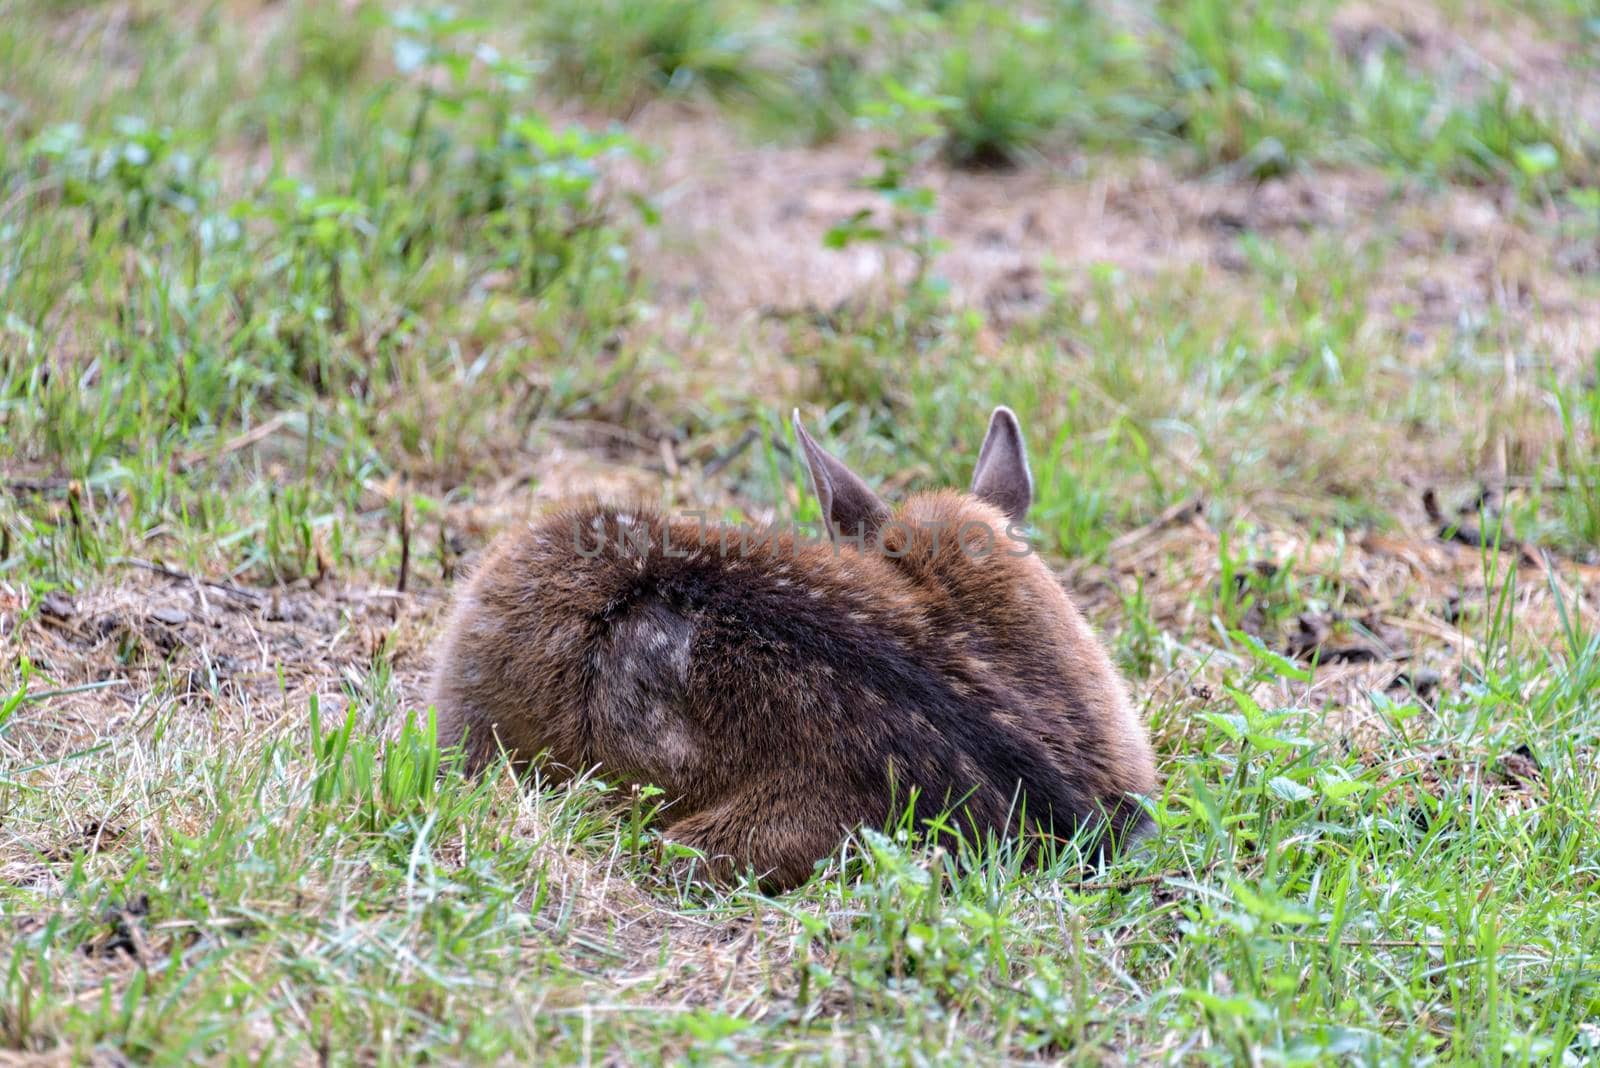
[290,0,378,89]
[536,0,769,113]
[933,9,1066,169]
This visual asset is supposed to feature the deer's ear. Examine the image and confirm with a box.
[970,406,1033,524]
[793,410,890,542]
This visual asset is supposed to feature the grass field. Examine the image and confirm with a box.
[4,0,1600,1062]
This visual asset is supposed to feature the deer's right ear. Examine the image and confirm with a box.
[970,406,1033,524]
[793,410,890,542]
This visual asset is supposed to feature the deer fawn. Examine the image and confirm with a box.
[428,408,1157,889]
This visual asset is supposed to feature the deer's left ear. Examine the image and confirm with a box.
[793,410,891,542]
[970,406,1032,524]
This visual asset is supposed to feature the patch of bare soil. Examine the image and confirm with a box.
[629,112,1600,370]
[4,571,440,759]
